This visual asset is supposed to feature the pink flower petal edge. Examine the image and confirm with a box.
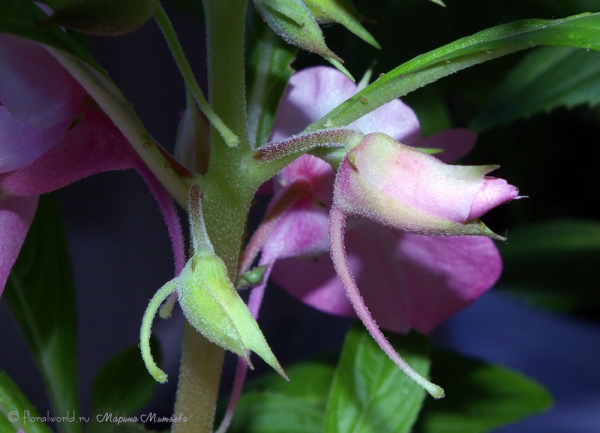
[0,196,38,296]
[0,35,186,294]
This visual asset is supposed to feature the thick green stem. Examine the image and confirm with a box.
[172,1,252,431]
[172,323,225,433]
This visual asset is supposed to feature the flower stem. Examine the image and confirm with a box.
[172,1,252,431]
[154,4,239,147]
[172,323,225,433]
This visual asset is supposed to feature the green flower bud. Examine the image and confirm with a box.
[177,252,286,378]
[43,0,159,36]
[302,0,380,49]
[235,265,267,289]
[253,0,353,80]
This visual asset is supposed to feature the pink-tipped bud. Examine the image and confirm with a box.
[333,133,518,239]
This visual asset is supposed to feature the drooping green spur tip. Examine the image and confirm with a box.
[41,0,159,35]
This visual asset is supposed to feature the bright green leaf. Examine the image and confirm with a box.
[498,219,600,311]
[305,13,600,133]
[325,323,430,433]
[0,0,103,73]
[415,349,552,433]
[91,339,161,415]
[472,46,600,131]
[229,361,336,433]
[246,7,297,149]
[0,369,53,433]
[4,195,80,433]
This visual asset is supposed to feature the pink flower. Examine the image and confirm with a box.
[334,132,519,238]
[217,66,519,426]
[0,34,184,295]
[259,66,517,333]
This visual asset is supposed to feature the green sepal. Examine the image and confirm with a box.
[253,0,354,80]
[302,0,380,49]
[42,0,159,36]
[177,252,287,379]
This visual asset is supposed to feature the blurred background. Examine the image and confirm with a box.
[1,0,600,432]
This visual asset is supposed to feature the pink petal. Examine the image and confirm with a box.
[468,176,521,220]
[272,220,502,334]
[0,106,70,172]
[0,110,136,197]
[334,134,489,230]
[421,128,478,163]
[0,196,38,296]
[0,34,84,128]
[261,196,330,263]
[270,67,357,142]
[352,98,421,145]
[277,154,334,207]
[270,66,422,144]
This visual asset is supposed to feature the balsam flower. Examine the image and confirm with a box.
[0,34,185,294]
[215,66,518,428]
[263,66,516,334]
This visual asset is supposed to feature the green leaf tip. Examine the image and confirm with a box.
[303,0,381,49]
[428,0,446,7]
[254,0,351,80]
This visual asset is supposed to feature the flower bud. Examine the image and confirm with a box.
[253,0,352,79]
[333,133,519,238]
[302,0,380,48]
[177,252,286,379]
[43,0,159,36]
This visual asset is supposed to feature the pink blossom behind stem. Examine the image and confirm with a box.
[0,34,185,294]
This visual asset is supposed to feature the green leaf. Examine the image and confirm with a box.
[0,369,53,433]
[246,6,298,149]
[472,46,600,131]
[415,349,552,433]
[91,339,161,415]
[43,0,159,36]
[4,195,80,433]
[304,13,600,133]
[497,219,600,311]
[0,0,103,73]
[324,323,430,433]
[229,361,336,433]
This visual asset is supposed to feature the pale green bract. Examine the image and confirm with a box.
[139,184,286,383]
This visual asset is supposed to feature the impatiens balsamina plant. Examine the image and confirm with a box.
[2,0,599,432]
